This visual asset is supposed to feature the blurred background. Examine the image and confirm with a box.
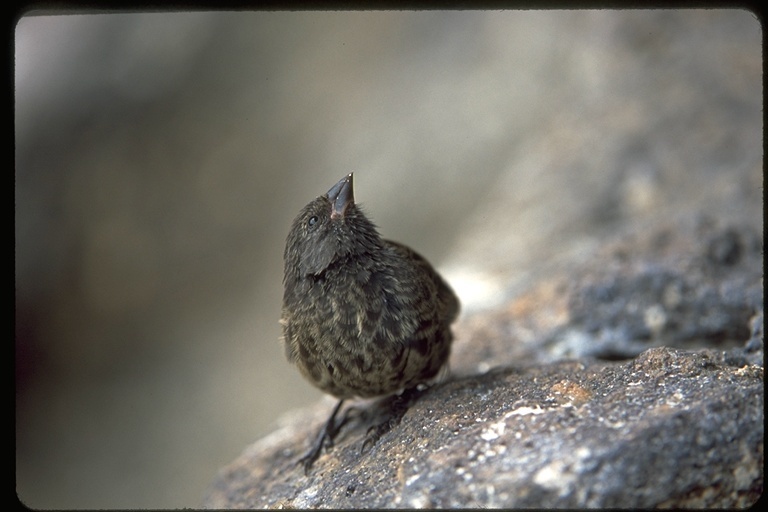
[15,10,761,508]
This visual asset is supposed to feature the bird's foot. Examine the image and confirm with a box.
[298,399,348,475]
[360,386,424,454]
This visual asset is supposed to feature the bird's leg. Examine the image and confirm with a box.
[361,386,423,454]
[298,399,345,475]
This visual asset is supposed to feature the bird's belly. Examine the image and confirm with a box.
[294,317,411,398]
[287,270,448,399]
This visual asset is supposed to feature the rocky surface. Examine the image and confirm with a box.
[204,350,762,508]
[204,217,763,508]
[451,215,763,375]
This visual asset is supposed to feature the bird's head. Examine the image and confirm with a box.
[284,173,382,277]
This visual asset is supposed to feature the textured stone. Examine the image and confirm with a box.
[204,345,762,508]
[204,218,763,509]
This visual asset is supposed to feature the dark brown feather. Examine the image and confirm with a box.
[281,173,459,399]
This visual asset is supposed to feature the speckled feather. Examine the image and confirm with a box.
[281,174,459,399]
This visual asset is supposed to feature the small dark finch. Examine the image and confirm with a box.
[281,173,460,473]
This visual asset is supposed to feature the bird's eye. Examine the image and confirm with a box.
[307,215,318,228]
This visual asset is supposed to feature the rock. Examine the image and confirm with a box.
[450,214,763,374]
[204,346,762,508]
[203,218,762,508]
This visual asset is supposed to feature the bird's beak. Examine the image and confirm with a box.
[326,173,354,219]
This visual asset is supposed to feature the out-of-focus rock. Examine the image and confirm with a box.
[451,215,763,376]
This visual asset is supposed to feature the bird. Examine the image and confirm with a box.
[281,172,460,473]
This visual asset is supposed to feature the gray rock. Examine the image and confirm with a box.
[204,218,763,508]
[204,345,762,508]
[448,216,763,377]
